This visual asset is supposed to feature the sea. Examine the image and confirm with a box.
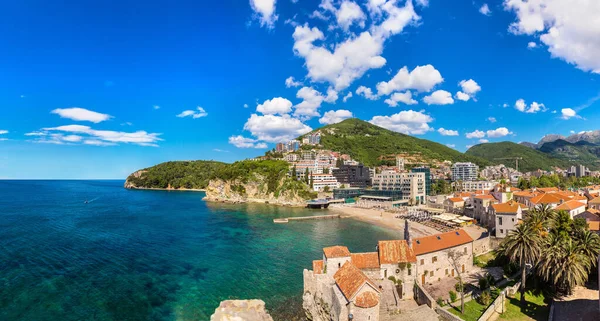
[0,180,401,320]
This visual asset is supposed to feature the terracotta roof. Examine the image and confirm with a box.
[537,187,559,193]
[588,221,600,231]
[513,191,538,198]
[448,197,465,203]
[590,197,600,205]
[587,209,600,214]
[351,252,380,269]
[555,200,586,211]
[313,260,324,274]
[475,195,496,200]
[378,240,417,264]
[354,291,379,308]
[530,193,563,205]
[334,262,379,300]
[491,200,524,214]
[323,246,351,258]
[412,230,474,256]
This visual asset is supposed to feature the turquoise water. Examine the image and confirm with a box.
[0,180,401,320]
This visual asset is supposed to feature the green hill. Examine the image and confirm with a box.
[125,160,228,189]
[305,118,489,167]
[465,142,571,172]
[538,139,600,170]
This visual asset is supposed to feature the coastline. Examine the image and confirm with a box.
[126,186,206,192]
[327,205,439,237]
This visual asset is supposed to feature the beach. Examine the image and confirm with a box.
[328,205,440,238]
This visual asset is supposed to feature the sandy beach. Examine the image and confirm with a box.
[328,205,440,238]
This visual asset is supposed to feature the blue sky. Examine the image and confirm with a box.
[1,0,599,179]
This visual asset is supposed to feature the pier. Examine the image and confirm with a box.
[305,198,345,209]
[273,214,343,224]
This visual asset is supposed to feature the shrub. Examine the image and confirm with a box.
[479,278,489,291]
[477,291,492,306]
[454,282,464,293]
[388,276,397,283]
[436,297,445,307]
[503,263,518,276]
[449,290,457,303]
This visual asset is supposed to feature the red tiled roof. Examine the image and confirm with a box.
[354,291,379,308]
[475,195,495,200]
[448,197,465,203]
[378,240,417,264]
[313,260,324,274]
[555,200,586,211]
[351,252,380,269]
[323,246,351,258]
[334,262,379,300]
[412,230,474,256]
[537,187,559,193]
[530,193,563,205]
[588,221,600,231]
[492,200,525,214]
[590,197,600,205]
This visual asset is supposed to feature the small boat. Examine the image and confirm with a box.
[84,200,88,204]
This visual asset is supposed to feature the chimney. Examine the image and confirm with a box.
[405,220,412,248]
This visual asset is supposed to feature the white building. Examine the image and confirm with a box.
[454,180,496,192]
[490,201,526,238]
[452,162,479,181]
[310,174,340,192]
[371,170,426,204]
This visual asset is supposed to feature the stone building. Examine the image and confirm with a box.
[472,194,498,227]
[490,201,526,238]
[303,222,475,321]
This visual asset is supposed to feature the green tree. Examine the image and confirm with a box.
[500,224,541,308]
[538,237,589,295]
[304,168,309,184]
[291,165,297,180]
[309,176,314,189]
[575,229,600,269]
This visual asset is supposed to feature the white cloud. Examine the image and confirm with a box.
[514,98,546,113]
[376,65,444,96]
[176,106,208,119]
[244,103,249,108]
[319,109,353,124]
[243,114,312,142]
[213,148,230,153]
[487,127,513,138]
[446,144,456,148]
[369,110,434,135]
[256,97,293,115]
[479,139,490,143]
[466,145,474,149]
[153,105,160,110]
[561,108,579,120]
[356,86,379,100]
[423,90,454,105]
[479,4,491,15]
[37,125,162,147]
[294,87,325,118]
[527,41,537,49]
[228,135,268,149]
[488,117,497,123]
[459,79,481,95]
[336,1,367,31]
[438,128,459,136]
[250,0,278,29]
[293,1,419,91]
[51,108,112,123]
[455,91,470,101]
[384,91,418,106]
[325,87,339,103]
[504,0,600,73]
[0,130,8,135]
[343,92,353,102]
[285,76,303,88]
[502,103,509,108]
[466,130,486,139]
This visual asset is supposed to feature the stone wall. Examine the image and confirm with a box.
[435,306,465,321]
[414,283,436,309]
[478,290,506,321]
[416,245,474,286]
[303,269,334,321]
[210,300,274,321]
[473,237,492,256]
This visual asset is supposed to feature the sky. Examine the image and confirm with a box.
[1,0,600,179]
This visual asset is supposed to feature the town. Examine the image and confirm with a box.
[257,131,600,321]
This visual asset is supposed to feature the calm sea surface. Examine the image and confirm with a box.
[0,180,400,320]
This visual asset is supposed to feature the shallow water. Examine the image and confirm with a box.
[0,180,401,320]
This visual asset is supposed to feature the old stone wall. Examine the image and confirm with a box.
[416,245,473,286]
[473,237,491,256]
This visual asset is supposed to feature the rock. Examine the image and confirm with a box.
[124,170,146,189]
[210,300,274,321]
[203,176,310,207]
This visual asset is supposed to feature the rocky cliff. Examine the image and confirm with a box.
[203,174,315,207]
[210,300,274,321]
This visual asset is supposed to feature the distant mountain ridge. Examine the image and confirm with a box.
[521,130,600,148]
[465,141,571,172]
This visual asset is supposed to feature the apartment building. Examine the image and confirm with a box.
[371,170,426,204]
[452,162,479,181]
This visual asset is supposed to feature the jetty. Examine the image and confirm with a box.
[273,214,343,224]
[305,198,345,209]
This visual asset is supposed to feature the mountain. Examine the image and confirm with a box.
[465,141,571,172]
[125,160,228,190]
[538,139,600,170]
[524,130,600,148]
[306,118,489,167]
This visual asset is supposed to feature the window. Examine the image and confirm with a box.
[430,271,433,277]
[338,263,341,268]
[464,247,467,254]
[420,259,424,265]
[499,217,503,225]
[432,256,437,263]
[408,269,411,276]
[445,269,448,275]
[512,218,515,222]
[500,229,504,234]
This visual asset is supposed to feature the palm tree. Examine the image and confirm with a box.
[525,207,553,237]
[500,224,541,307]
[574,229,600,270]
[539,238,589,295]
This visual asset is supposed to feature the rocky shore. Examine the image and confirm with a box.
[203,178,308,207]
